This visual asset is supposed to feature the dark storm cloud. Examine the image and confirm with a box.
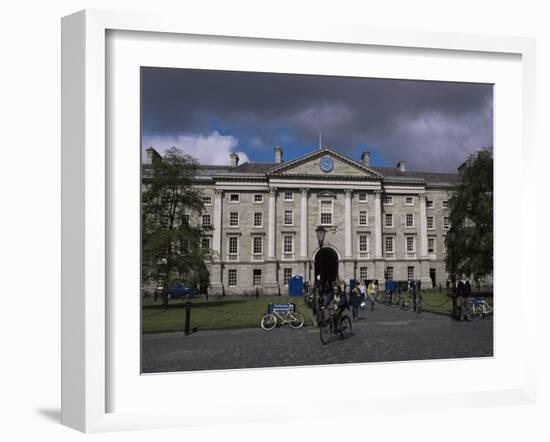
[141,67,493,172]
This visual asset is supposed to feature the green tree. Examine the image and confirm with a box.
[445,147,493,285]
[142,147,210,305]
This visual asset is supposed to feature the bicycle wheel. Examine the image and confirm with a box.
[260,313,277,330]
[468,305,482,320]
[320,322,331,345]
[289,311,305,329]
[339,316,352,339]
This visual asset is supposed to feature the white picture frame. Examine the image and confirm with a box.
[61,9,537,433]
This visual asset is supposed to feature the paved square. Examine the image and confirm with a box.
[141,304,493,373]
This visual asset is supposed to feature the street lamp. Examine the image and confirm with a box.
[315,226,327,248]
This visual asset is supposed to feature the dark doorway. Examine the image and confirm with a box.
[429,268,436,288]
[314,247,339,284]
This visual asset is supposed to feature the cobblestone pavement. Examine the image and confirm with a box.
[141,305,493,373]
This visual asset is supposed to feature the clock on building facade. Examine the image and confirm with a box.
[319,156,334,173]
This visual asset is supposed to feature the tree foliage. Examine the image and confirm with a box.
[445,147,493,282]
[142,148,210,297]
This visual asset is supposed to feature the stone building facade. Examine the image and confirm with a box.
[146,146,460,295]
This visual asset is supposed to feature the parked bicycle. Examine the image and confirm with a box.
[318,306,352,345]
[468,297,493,320]
[260,303,305,330]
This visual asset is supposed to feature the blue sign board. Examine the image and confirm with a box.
[267,303,295,313]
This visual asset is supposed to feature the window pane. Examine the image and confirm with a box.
[283,268,292,285]
[228,269,237,287]
[254,212,262,226]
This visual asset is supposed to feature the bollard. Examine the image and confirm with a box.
[184,300,191,335]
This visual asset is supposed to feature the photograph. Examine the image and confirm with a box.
[140,67,494,373]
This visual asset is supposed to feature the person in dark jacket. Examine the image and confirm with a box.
[456,275,472,320]
[350,287,361,320]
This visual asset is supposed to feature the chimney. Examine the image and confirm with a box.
[229,152,240,167]
[274,145,283,164]
[360,151,370,167]
[145,147,161,164]
[396,160,406,172]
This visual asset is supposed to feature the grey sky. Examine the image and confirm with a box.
[141,67,493,172]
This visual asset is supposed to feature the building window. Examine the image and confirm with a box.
[254,194,264,203]
[229,194,240,203]
[443,217,450,229]
[385,266,394,280]
[283,268,293,285]
[253,212,263,227]
[383,195,393,205]
[182,214,190,227]
[358,210,368,226]
[284,191,293,201]
[428,237,436,253]
[407,266,415,280]
[442,200,449,208]
[181,239,189,255]
[229,212,239,227]
[406,213,414,227]
[320,200,333,225]
[202,196,212,206]
[253,236,263,255]
[284,209,294,225]
[228,269,237,287]
[228,237,239,259]
[427,216,434,229]
[385,213,393,228]
[385,236,394,253]
[406,236,415,253]
[359,267,368,281]
[253,269,262,286]
[359,235,369,255]
[358,193,367,202]
[202,214,211,228]
[405,196,413,205]
[426,200,434,209]
[201,237,210,253]
[283,235,294,257]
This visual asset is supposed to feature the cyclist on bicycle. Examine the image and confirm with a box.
[320,282,346,330]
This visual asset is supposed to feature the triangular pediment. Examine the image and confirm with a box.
[267,147,382,179]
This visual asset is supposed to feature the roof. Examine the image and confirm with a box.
[371,167,460,186]
[143,148,460,187]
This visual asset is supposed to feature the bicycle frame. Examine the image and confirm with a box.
[271,309,298,326]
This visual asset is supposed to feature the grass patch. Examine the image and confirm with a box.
[142,295,311,334]
[419,291,493,315]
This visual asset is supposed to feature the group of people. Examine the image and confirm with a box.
[306,277,379,326]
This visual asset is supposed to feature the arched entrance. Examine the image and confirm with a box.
[314,247,339,284]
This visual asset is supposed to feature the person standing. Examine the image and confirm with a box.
[359,280,367,309]
[350,286,361,320]
[367,280,377,311]
[456,275,472,320]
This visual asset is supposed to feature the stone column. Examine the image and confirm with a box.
[344,189,353,258]
[265,187,279,294]
[419,194,428,257]
[374,190,382,258]
[300,188,309,259]
[267,187,277,259]
[419,194,432,288]
[212,189,223,257]
[374,190,385,287]
[210,189,224,295]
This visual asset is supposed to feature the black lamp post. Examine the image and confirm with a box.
[315,226,326,248]
[315,226,327,286]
